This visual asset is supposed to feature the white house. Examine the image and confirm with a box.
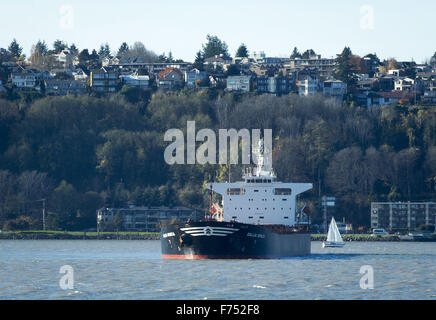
[394,77,415,91]
[298,76,320,96]
[11,71,38,90]
[323,79,346,99]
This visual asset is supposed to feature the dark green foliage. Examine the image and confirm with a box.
[235,44,249,58]
[201,35,230,59]
[0,91,435,230]
[8,39,23,59]
[290,47,301,59]
[98,43,111,58]
[52,39,68,53]
[193,51,205,71]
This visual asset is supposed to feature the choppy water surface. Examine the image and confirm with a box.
[0,240,435,299]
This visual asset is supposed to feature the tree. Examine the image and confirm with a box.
[8,39,24,60]
[53,39,68,53]
[98,43,111,58]
[387,58,399,71]
[78,49,91,65]
[69,43,79,55]
[123,41,158,62]
[29,40,48,68]
[117,42,129,56]
[235,43,248,58]
[226,64,241,76]
[201,35,230,59]
[334,47,357,91]
[290,47,301,59]
[48,180,80,230]
[193,51,205,71]
[301,49,316,59]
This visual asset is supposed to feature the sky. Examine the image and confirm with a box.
[1,0,435,63]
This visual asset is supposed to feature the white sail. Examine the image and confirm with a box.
[326,217,343,243]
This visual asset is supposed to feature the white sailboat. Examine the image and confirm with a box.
[322,217,345,248]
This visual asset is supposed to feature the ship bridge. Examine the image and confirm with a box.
[209,139,312,226]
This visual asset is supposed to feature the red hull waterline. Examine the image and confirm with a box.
[161,254,266,260]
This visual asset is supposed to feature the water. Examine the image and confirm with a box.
[1,240,435,299]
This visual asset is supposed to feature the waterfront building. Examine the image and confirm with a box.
[371,202,436,232]
[97,206,201,232]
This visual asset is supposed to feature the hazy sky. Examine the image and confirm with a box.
[1,0,435,63]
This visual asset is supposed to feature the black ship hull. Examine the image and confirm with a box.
[161,221,311,259]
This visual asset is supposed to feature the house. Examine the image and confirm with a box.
[90,67,119,93]
[366,91,400,107]
[97,206,201,232]
[394,77,415,91]
[11,70,39,90]
[226,75,251,92]
[423,79,436,104]
[119,75,150,88]
[323,79,346,100]
[157,67,184,90]
[357,78,379,92]
[290,55,336,78]
[44,79,87,96]
[184,68,207,88]
[257,76,293,95]
[54,49,75,69]
[298,76,320,96]
[378,75,395,91]
[72,68,88,82]
[204,54,232,70]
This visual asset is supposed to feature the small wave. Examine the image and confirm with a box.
[253,285,266,289]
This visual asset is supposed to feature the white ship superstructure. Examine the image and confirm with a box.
[211,140,312,226]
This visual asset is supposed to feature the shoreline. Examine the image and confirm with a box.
[0,231,160,240]
[1,231,435,241]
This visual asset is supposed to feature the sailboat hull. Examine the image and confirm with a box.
[322,241,345,248]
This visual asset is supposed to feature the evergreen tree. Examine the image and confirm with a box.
[290,47,301,59]
[117,42,129,56]
[8,39,23,59]
[193,51,205,71]
[301,49,316,59]
[69,43,79,55]
[53,39,68,53]
[201,35,230,59]
[334,47,357,90]
[98,43,111,58]
[235,43,249,58]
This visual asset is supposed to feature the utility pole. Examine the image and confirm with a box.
[322,196,327,234]
[42,199,46,231]
[35,198,46,230]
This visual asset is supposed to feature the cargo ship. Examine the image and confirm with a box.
[161,140,313,259]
